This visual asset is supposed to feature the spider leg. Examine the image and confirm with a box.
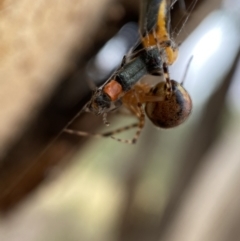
[64,122,139,139]
[111,102,145,144]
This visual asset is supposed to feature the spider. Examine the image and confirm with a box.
[64,0,193,143]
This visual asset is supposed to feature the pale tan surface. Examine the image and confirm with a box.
[0,0,111,158]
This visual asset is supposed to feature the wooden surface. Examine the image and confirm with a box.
[0,0,139,212]
[0,0,112,159]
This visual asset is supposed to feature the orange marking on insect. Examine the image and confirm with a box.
[165,46,178,65]
[142,0,178,65]
[103,80,123,101]
[141,1,167,46]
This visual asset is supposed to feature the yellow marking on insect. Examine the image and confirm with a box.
[142,0,178,65]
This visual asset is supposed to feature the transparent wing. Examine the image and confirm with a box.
[139,0,163,37]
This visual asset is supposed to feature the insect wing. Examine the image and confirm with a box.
[139,0,162,37]
[139,0,172,38]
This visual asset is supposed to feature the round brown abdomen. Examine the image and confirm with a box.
[145,80,192,128]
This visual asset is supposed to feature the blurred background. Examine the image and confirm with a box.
[0,0,240,241]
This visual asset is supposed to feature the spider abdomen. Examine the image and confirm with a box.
[145,80,192,128]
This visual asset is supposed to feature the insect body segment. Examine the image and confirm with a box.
[140,0,178,65]
[87,0,180,120]
[87,46,163,117]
